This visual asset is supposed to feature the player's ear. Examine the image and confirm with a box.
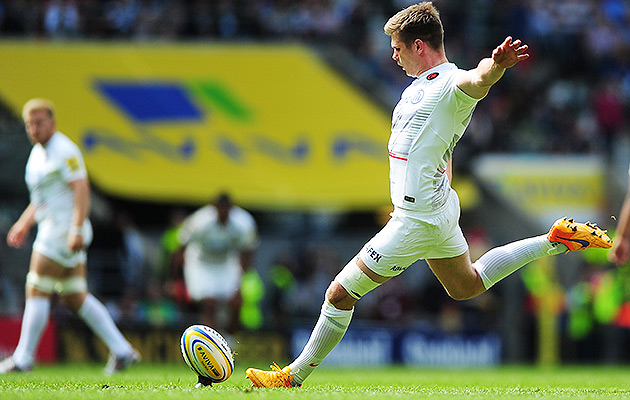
[414,39,423,53]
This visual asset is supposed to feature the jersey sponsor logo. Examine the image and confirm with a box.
[427,72,439,80]
[365,246,383,263]
[390,265,407,272]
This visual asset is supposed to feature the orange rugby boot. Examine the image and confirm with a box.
[548,217,612,252]
[246,363,299,388]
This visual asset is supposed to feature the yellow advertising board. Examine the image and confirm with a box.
[0,41,391,210]
[473,155,607,226]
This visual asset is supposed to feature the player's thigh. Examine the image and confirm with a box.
[30,251,68,278]
[31,252,87,278]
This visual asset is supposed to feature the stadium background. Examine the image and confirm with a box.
[0,0,629,368]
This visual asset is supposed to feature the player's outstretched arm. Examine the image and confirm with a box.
[456,36,529,99]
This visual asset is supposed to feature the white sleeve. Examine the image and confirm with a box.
[58,143,88,183]
[177,210,203,245]
[236,209,258,250]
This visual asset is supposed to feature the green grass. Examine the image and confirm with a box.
[1,362,630,399]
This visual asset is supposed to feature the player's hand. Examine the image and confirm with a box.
[492,36,529,69]
[608,238,630,267]
[68,232,84,252]
[7,223,28,248]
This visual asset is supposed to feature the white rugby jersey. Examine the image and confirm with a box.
[25,132,88,223]
[389,62,479,213]
[178,205,258,265]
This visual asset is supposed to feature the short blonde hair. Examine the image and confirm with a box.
[384,2,444,50]
[22,98,55,120]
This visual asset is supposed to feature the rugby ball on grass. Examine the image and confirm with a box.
[180,325,234,384]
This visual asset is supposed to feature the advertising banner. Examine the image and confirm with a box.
[0,42,391,210]
[473,155,607,226]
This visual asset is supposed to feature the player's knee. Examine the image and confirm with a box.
[325,281,356,310]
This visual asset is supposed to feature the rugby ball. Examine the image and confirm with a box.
[180,325,234,383]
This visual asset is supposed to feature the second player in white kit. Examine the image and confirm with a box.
[1,98,139,375]
[176,193,258,333]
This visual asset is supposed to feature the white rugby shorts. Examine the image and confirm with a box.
[359,190,468,277]
[183,257,242,302]
[33,219,93,268]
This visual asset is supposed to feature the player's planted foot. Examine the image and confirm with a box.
[246,363,299,388]
[0,357,32,374]
[548,217,613,251]
[104,349,141,375]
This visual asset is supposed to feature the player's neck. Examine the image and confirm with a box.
[416,53,448,77]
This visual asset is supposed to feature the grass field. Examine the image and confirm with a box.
[1,362,630,399]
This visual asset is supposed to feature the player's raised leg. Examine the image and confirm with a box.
[431,217,613,296]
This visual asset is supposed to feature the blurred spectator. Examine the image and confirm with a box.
[44,0,80,38]
[593,79,625,156]
[266,252,298,332]
[239,267,265,331]
[138,280,178,327]
[188,0,213,37]
[157,208,186,285]
[216,0,238,38]
[117,212,147,292]
[104,0,140,36]
[0,1,5,31]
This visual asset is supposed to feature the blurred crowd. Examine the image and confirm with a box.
[0,0,628,158]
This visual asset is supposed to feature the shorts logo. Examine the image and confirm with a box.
[365,246,382,263]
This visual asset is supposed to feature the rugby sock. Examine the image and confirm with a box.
[77,294,133,357]
[12,296,50,369]
[288,300,353,385]
[473,235,568,289]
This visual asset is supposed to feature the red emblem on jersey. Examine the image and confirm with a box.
[427,72,439,80]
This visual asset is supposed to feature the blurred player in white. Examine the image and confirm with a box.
[246,2,612,388]
[0,98,139,374]
[174,193,258,334]
[609,164,630,266]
